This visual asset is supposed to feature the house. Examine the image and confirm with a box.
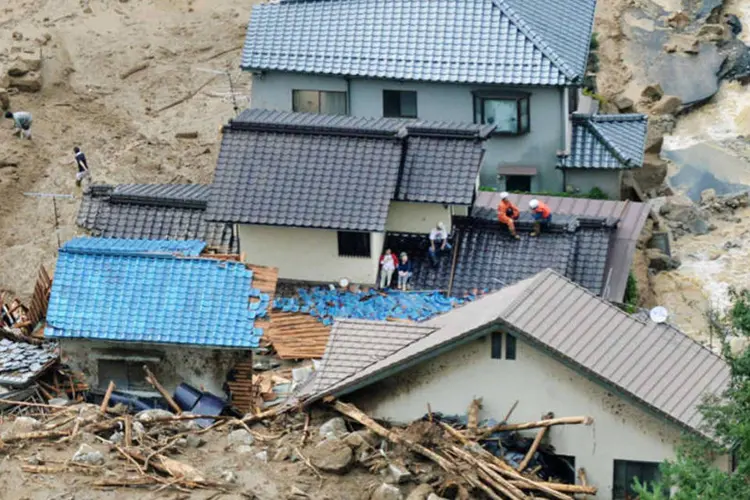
[303,269,731,499]
[77,184,237,253]
[473,192,651,302]
[45,237,270,397]
[241,0,648,195]
[206,109,492,284]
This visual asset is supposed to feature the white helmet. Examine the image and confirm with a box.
[529,199,539,209]
[437,221,445,230]
[499,191,509,200]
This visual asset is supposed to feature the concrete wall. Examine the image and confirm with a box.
[565,169,622,200]
[238,224,384,284]
[348,333,730,498]
[250,72,566,191]
[385,202,454,234]
[61,339,248,396]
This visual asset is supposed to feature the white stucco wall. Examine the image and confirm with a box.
[238,224,383,284]
[349,334,729,498]
[565,169,623,200]
[385,202,455,234]
[249,72,565,191]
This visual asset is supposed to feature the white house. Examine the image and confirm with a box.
[206,109,492,284]
[304,269,731,498]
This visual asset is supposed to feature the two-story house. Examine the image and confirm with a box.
[240,0,647,198]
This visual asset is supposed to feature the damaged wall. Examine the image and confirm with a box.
[564,169,622,199]
[60,340,249,397]
[349,333,729,499]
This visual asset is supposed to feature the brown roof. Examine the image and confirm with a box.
[308,269,729,435]
[266,312,332,359]
[473,192,651,302]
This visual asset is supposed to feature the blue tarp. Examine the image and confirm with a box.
[274,288,475,325]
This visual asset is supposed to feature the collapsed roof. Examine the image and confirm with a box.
[207,109,492,231]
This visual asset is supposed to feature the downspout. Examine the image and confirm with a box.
[346,77,352,115]
[562,87,572,192]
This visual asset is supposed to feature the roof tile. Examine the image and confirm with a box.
[558,114,648,169]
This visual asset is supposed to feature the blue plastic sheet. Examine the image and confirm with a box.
[274,288,475,325]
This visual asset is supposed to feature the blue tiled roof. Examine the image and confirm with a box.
[62,237,207,257]
[46,238,261,348]
[242,0,597,85]
[558,114,648,170]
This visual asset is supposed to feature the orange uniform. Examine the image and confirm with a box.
[532,201,551,220]
[497,199,520,232]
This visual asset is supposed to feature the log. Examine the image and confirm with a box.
[100,381,116,412]
[151,76,218,115]
[507,481,597,495]
[467,398,481,436]
[516,427,547,472]
[479,416,592,437]
[448,446,528,499]
[578,467,589,487]
[21,465,68,474]
[143,365,181,414]
[124,416,133,447]
[0,398,69,409]
[2,429,70,443]
[120,61,149,80]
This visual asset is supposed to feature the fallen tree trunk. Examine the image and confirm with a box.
[506,481,597,495]
[479,416,593,437]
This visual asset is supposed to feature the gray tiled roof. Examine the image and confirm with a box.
[77,185,236,252]
[558,114,648,169]
[206,110,489,229]
[386,214,616,296]
[309,270,730,435]
[0,339,58,388]
[243,0,596,85]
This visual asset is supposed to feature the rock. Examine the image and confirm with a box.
[12,31,23,41]
[687,218,710,235]
[109,431,124,444]
[25,454,43,466]
[175,131,199,139]
[646,248,681,271]
[632,154,667,192]
[718,38,750,82]
[17,53,42,72]
[651,95,682,115]
[698,24,728,42]
[9,71,43,92]
[387,464,413,484]
[645,115,675,154]
[1,416,41,439]
[613,95,634,112]
[648,43,723,106]
[406,484,434,500]
[72,444,105,466]
[273,445,292,461]
[343,431,370,450]
[221,470,237,483]
[228,429,255,447]
[319,417,348,439]
[186,434,204,448]
[255,450,268,462]
[724,240,742,250]
[372,484,404,500]
[641,84,664,103]
[235,445,254,455]
[135,408,174,422]
[667,11,690,30]
[48,397,70,406]
[663,35,700,55]
[309,438,354,474]
[700,189,717,204]
[132,421,146,438]
[7,59,30,77]
[725,14,743,36]
[426,495,448,500]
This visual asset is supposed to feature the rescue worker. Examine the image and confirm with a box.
[497,192,520,240]
[529,199,551,237]
[5,110,32,139]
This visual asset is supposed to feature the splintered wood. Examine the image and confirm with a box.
[226,355,254,413]
[248,264,278,334]
[265,312,331,359]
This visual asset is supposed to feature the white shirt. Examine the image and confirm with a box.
[429,228,447,241]
[381,256,396,271]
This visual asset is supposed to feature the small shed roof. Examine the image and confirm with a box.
[558,114,648,170]
[308,270,730,435]
[46,238,261,348]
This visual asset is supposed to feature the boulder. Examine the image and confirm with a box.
[723,240,742,250]
[725,13,743,36]
[185,434,204,448]
[687,218,711,235]
[698,24,728,42]
[228,429,255,447]
[343,431,371,451]
[135,408,174,423]
[646,248,681,271]
[371,484,403,500]
[109,431,124,444]
[700,188,717,204]
[309,438,354,474]
[613,95,634,112]
[235,445,254,455]
[9,71,43,92]
[72,444,105,466]
[7,58,31,77]
[632,154,667,192]
[255,450,268,462]
[667,11,690,29]
[663,36,700,55]
[319,417,348,440]
[387,464,413,484]
[645,115,675,154]
[651,95,682,115]
[0,70,9,89]
[406,484,434,500]
[221,470,238,483]
[641,84,664,103]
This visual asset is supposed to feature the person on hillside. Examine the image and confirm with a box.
[379,248,398,289]
[73,146,90,187]
[5,110,32,139]
[529,199,552,237]
[428,221,451,267]
[397,252,413,291]
[497,191,520,240]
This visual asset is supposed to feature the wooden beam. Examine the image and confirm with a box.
[143,365,182,414]
[99,381,116,412]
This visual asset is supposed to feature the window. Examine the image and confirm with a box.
[613,460,662,500]
[337,231,371,258]
[473,92,530,135]
[491,332,516,360]
[383,90,418,118]
[505,175,532,192]
[98,359,153,392]
[292,90,347,115]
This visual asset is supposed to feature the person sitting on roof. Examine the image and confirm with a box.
[379,248,398,289]
[428,221,451,267]
[497,191,520,240]
[529,199,551,237]
[397,252,413,291]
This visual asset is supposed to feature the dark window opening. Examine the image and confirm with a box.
[98,359,154,392]
[292,90,348,115]
[505,333,517,360]
[613,460,663,500]
[383,90,418,118]
[505,175,532,192]
[491,332,503,359]
[568,88,579,113]
[337,231,371,258]
[473,92,530,135]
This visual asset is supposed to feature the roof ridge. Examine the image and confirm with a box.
[491,0,577,80]
[583,118,632,167]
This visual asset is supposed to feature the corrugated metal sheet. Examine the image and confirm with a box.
[308,269,729,435]
[473,192,651,301]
